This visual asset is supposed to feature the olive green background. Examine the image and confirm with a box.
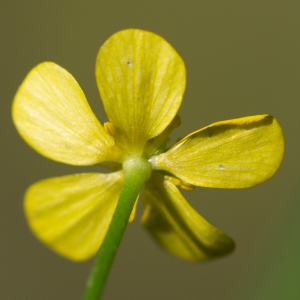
[1,1,300,299]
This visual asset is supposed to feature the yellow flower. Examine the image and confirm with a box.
[12,29,284,262]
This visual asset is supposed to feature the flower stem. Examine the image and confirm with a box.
[83,157,152,300]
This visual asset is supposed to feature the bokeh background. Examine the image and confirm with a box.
[1,1,300,299]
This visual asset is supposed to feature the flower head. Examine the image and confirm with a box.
[12,29,284,262]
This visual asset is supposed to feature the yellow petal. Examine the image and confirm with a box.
[96,29,186,151]
[12,62,120,165]
[24,172,123,261]
[151,115,284,188]
[141,173,235,261]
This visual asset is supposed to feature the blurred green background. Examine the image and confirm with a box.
[1,1,299,299]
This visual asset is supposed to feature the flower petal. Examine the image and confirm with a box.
[96,29,186,150]
[24,172,123,261]
[151,115,284,188]
[12,62,120,165]
[141,173,235,261]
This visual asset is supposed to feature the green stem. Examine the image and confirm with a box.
[83,157,152,300]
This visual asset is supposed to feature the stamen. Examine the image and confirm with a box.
[104,122,116,136]
[165,175,195,190]
[103,122,132,161]
[144,115,181,158]
[180,182,196,191]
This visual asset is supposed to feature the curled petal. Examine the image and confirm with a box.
[151,115,284,188]
[96,29,186,151]
[141,173,235,261]
[24,172,123,261]
[12,62,120,165]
